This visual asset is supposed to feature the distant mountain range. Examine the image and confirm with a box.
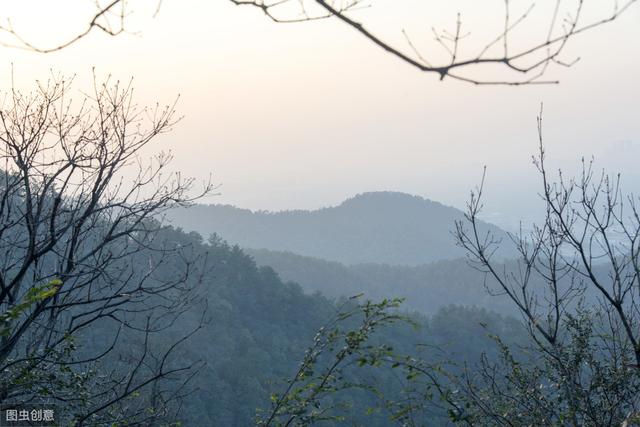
[166,191,514,265]
[245,248,518,315]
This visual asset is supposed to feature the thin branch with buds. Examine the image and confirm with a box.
[0,1,636,85]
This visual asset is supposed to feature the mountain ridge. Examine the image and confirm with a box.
[166,191,513,265]
[192,191,459,215]
[245,247,518,315]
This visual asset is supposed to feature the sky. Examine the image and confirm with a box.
[1,0,639,229]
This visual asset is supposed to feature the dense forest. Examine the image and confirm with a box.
[144,230,525,425]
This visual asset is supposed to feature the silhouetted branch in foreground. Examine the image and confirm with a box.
[0,0,636,85]
[0,73,213,425]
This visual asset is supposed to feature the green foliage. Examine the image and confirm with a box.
[257,298,407,426]
[253,292,640,427]
[0,279,62,337]
[448,310,640,426]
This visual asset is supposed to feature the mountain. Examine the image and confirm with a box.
[246,248,518,316]
[126,229,524,426]
[166,191,513,265]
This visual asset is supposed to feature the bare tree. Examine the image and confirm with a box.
[0,73,212,425]
[451,111,640,425]
[0,0,636,85]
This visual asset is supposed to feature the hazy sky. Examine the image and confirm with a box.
[2,0,639,228]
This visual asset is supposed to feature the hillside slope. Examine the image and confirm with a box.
[167,191,513,265]
[140,229,524,425]
[246,248,518,316]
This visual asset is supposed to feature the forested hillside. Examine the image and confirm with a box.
[136,229,525,425]
[246,248,518,315]
[166,192,514,265]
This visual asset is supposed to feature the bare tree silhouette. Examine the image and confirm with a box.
[0,73,212,425]
[450,111,640,424]
[0,0,636,85]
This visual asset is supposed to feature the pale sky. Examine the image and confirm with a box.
[1,0,639,229]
